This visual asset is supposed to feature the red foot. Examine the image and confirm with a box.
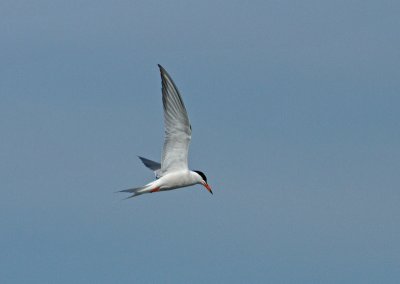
[150,187,160,193]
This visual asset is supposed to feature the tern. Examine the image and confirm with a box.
[119,65,212,198]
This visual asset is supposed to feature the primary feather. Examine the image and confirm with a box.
[158,64,192,175]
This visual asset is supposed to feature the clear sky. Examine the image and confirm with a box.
[1,0,399,283]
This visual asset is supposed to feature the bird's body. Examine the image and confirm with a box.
[157,170,202,190]
[119,65,212,198]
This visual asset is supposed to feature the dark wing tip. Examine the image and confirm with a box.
[158,64,168,80]
[158,65,172,80]
[158,64,165,73]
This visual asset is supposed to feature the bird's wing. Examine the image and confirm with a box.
[138,156,161,179]
[138,156,161,171]
[158,64,192,175]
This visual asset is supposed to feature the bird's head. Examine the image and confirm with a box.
[194,170,212,195]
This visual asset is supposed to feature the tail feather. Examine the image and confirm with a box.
[118,182,156,199]
[119,187,142,193]
[123,193,140,200]
[119,186,146,195]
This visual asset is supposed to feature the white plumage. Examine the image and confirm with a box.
[119,65,212,198]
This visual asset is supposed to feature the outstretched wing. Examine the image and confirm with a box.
[158,64,192,175]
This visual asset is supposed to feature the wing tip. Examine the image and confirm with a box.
[158,64,165,73]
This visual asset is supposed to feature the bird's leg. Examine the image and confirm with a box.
[150,187,160,193]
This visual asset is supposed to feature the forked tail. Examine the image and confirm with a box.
[119,186,144,198]
[118,182,155,199]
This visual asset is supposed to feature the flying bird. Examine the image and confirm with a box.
[119,65,212,198]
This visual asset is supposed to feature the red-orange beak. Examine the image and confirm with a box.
[202,181,213,195]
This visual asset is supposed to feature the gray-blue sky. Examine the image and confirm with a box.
[1,0,399,283]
